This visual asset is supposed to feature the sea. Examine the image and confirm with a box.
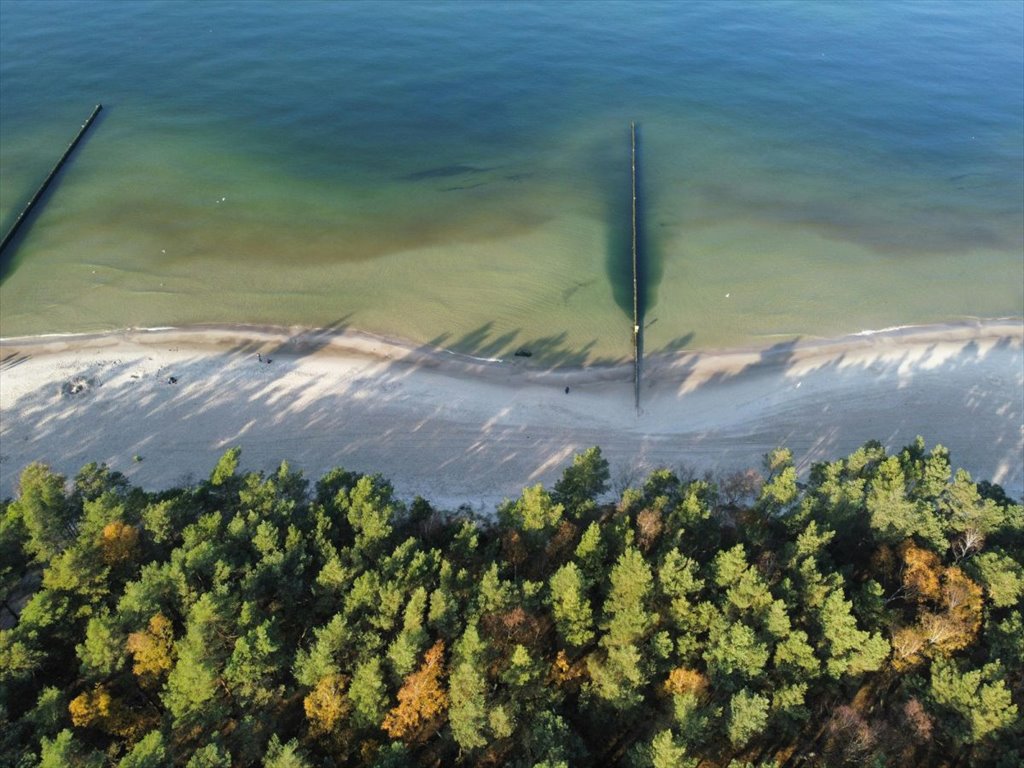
[1,0,1021,363]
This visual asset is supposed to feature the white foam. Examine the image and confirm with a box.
[852,324,921,337]
[442,349,503,364]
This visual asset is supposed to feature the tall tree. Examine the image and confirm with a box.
[552,447,610,518]
[12,464,73,563]
[448,625,490,751]
[588,548,654,707]
[548,562,595,650]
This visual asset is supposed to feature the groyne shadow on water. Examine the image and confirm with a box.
[602,123,664,332]
[0,106,109,285]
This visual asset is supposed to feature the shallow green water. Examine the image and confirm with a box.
[1,0,1021,362]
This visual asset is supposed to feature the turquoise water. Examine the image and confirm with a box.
[1,0,1021,361]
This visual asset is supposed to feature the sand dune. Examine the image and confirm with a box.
[1,321,1021,510]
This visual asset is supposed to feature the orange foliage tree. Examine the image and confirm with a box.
[890,544,984,669]
[898,542,942,603]
[381,640,448,743]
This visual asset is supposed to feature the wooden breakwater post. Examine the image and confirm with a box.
[631,121,641,414]
[0,104,104,257]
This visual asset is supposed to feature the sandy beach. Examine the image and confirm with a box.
[1,321,1021,510]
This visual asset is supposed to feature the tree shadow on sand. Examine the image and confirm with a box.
[1,324,1020,510]
[423,321,628,371]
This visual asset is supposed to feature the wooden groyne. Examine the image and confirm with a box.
[0,104,104,257]
[631,121,641,414]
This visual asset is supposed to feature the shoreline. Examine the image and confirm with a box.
[3,316,1022,378]
[2,319,1022,508]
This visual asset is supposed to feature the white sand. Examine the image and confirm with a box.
[1,321,1021,510]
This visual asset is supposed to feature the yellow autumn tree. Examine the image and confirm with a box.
[898,542,942,602]
[101,521,140,566]
[934,567,983,652]
[68,683,150,739]
[551,649,587,685]
[126,613,175,688]
[381,640,448,743]
[664,667,709,699]
[304,674,351,737]
[890,625,927,670]
[69,684,113,729]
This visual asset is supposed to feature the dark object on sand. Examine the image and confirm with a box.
[565,386,570,394]
[167,376,177,384]
[61,377,92,396]
[514,349,532,358]
[257,353,262,362]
